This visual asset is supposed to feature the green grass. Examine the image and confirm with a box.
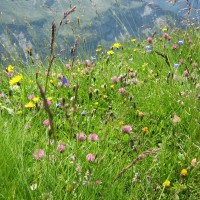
[0,26,200,199]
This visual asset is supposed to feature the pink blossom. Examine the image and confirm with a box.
[122,125,132,133]
[129,72,137,78]
[33,149,45,160]
[46,99,52,106]
[7,72,13,77]
[132,78,139,85]
[88,133,98,141]
[111,76,119,83]
[163,33,169,39]
[43,119,50,127]
[66,64,71,70]
[76,133,87,141]
[86,153,95,162]
[28,94,35,100]
[147,37,153,43]
[58,81,63,87]
[183,70,189,76]
[57,74,63,79]
[118,88,127,95]
[25,125,31,129]
[0,93,4,98]
[57,142,66,153]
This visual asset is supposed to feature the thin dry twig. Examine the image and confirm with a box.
[114,148,160,181]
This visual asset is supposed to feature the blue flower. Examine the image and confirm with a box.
[61,77,68,85]
[178,40,184,45]
[81,111,87,116]
[174,63,180,69]
[91,57,96,63]
[146,45,153,53]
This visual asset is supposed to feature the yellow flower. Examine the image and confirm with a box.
[103,95,108,100]
[25,102,35,108]
[50,80,54,84]
[33,97,39,103]
[110,85,115,90]
[131,38,136,42]
[180,169,188,177]
[47,97,53,101]
[7,65,14,73]
[94,102,99,106]
[17,110,23,115]
[112,43,121,49]
[142,127,149,133]
[9,75,23,85]
[162,27,168,32]
[163,180,170,187]
[107,50,115,55]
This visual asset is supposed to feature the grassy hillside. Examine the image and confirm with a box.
[0,24,200,199]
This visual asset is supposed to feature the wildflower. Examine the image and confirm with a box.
[163,180,170,187]
[9,75,23,85]
[172,44,178,50]
[91,56,96,63]
[57,74,63,79]
[111,76,119,84]
[107,50,114,55]
[180,169,188,177]
[88,133,98,141]
[118,88,127,95]
[66,64,71,70]
[178,40,184,45]
[147,37,153,43]
[86,153,95,162]
[163,33,169,39]
[94,102,99,106]
[103,95,108,100]
[33,149,45,160]
[172,115,181,123]
[57,142,66,153]
[136,110,144,118]
[0,93,4,98]
[30,183,37,191]
[25,102,35,108]
[43,119,50,127]
[61,76,68,86]
[191,158,197,167]
[7,65,14,73]
[174,63,180,69]
[76,133,87,141]
[132,78,139,85]
[81,111,87,116]
[33,97,39,103]
[146,45,153,53]
[122,125,132,133]
[28,94,35,100]
[17,110,23,115]
[129,72,136,78]
[25,125,31,129]
[110,84,115,90]
[142,127,149,133]
[183,70,189,76]
[112,43,121,49]
[162,27,168,32]
[131,38,136,42]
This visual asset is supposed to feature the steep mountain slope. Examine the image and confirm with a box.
[0,0,194,64]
